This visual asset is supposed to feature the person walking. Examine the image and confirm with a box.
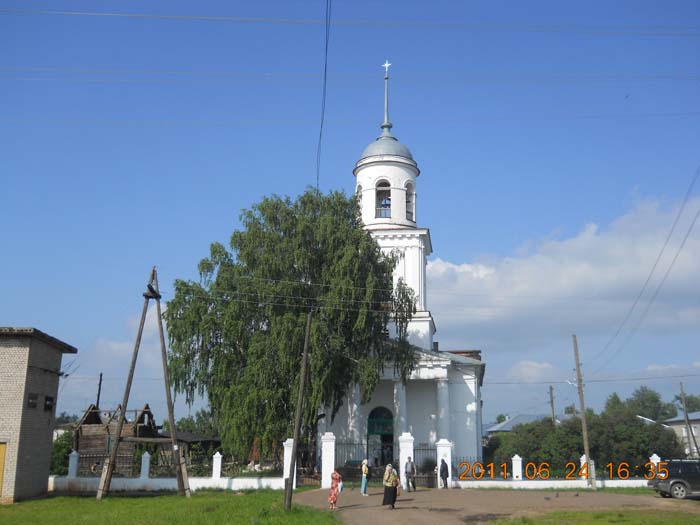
[381,463,399,509]
[404,456,417,492]
[328,469,343,511]
[360,459,369,496]
[439,458,449,489]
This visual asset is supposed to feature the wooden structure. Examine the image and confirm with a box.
[74,403,159,477]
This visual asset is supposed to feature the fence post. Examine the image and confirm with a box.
[67,450,79,478]
[436,439,452,488]
[321,432,336,489]
[283,438,296,489]
[140,451,151,479]
[212,451,222,479]
[511,454,522,480]
[398,432,414,490]
[580,454,596,480]
[649,453,660,469]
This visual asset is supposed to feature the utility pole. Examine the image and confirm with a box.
[573,335,595,490]
[284,309,313,512]
[549,385,556,424]
[680,382,700,458]
[96,372,103,408]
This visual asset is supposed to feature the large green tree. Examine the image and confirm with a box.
[164,189,415,458]
[624,386,677,421]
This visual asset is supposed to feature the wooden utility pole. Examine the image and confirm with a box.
[153,271,191,497]
[97,267,191,500]
[572,335,595,490]
[284,309,313,512]
[549,385,556,424]
[96,372,103,408]
[680,382,700,458]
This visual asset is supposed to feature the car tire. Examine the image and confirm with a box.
[671,482,688,500]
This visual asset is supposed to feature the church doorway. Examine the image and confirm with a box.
[367,406,394,467]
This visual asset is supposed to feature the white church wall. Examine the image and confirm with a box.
[406,380,438,445]
[448,367,481,460]
[355,160,418,229]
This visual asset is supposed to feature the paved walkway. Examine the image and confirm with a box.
[296,485,700,524]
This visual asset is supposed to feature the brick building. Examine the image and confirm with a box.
[0,327,77,503]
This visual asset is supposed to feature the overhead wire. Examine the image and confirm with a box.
[315,0,332,190]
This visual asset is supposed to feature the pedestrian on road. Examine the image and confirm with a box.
[405,456,417,492]
[360,459,369,496]
[382,463,399,509]
[328,469,343,511]
[440,458,449,489]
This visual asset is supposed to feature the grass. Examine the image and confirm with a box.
[494,510,700,524]
[0,490,337,525]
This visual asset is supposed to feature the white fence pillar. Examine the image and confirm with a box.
[321,432,336,489]
[511,454,522,480]
[67,450,79,479]
[436,438,453,487]
[649,453,660,469]
[212,451,222,479]
[580,454,596,480]
[282,438,296,489]
[140,451,151,479]
[398,432,414,490]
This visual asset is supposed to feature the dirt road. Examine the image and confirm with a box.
[296,485,700,524]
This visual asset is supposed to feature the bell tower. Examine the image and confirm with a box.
[353,62,435,350]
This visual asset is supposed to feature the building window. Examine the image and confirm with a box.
[405,183,415,221]
[28,393,38,408]
[44,396,55,412]
[375,181,391,218]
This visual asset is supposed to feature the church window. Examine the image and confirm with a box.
[375,181,391,218]
[356,185,362,208]
[405,183,415,221]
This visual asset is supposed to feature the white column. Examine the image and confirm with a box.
[394,382,408,438]
[212,451,222,479]
[348,384,361,442]
[321,432,336,489]
[282,438,296,489]
[436,378,450,440]
[398,432,414,490]
[140,451,151,479]
[511,454,522,480]
[436,439,453,487]
[67,450,79,478]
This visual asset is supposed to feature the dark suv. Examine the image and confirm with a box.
[649,459,700,500]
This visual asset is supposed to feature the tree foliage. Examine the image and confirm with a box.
[675,393,700,414]
[50,431,73,475]
[164,189,415,458]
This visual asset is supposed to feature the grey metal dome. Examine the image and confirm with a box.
[360,129,414,160]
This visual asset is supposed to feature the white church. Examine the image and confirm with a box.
[318,64,485,465]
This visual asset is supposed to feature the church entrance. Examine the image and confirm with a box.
[367,406,394,467]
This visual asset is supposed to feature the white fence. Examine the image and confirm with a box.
[50,447,293,494]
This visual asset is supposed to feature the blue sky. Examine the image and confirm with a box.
[1,1,699,424]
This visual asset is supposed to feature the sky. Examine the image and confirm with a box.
[1,1,699,427]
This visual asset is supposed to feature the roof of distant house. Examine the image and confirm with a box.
[486,414,549,433]
[664,411,700,424]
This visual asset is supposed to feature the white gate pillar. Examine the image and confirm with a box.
[67,450,79,478]
[511,454,522,480]
[283,438,296,489]
[398,432,414,490]
[649,453,660,469]
[436,438,453,487]
[580,454,596,480]
[140,451,151,479]
[321,432,336,489]
[212,451,222,479]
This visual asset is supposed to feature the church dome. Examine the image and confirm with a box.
[360,129,414,160]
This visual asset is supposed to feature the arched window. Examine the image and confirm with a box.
[375,181,391,218]
[356,185,363,208]
[405,182,415,221]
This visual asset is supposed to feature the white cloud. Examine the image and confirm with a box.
[507,360,557,382]
[428,198,700,352]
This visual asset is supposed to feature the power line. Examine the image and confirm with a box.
[590,164,700,364]
[486,373,700,386]
[315,0,332,190]
[2,8,699,36]
[594,199,700,373]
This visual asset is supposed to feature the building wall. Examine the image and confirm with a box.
[406,380,437,445]
[448,367,481,460]
[0,337,30,504]
[14,338,62,501]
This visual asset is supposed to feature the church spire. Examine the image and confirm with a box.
[380,60,393,137]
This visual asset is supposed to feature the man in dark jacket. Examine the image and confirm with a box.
[439,459,449,489]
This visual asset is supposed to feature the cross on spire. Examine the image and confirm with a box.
[382,60,392,78]
[381,60,393,133]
